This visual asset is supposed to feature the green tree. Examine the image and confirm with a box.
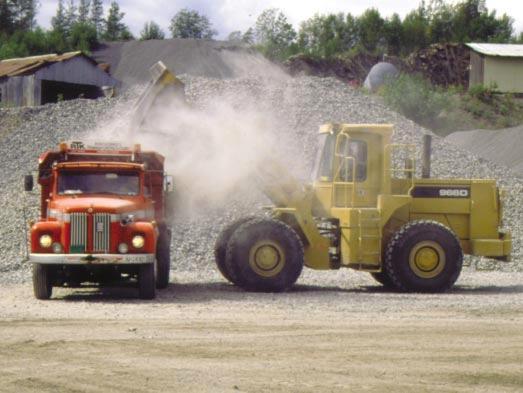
[227,30,242,43]
[242,27,254,44]
[169,8,217,39]
[140,21,165,40]
[10,0,38,31]
[0,0,15,35]
[64,0,77,35]
[254,8,296,60]
[51,0,66,34]
[383,13,403,55]
[402,6,429,52]
[103,1,133,41]
[357,8,384,51]
[89,0,103,36]
[69,21,97,51]
[78,0,89,23]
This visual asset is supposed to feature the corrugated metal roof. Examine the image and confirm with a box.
[0,51,95,78]
[466,43,523,57]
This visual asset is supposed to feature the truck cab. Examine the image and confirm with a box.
[27,142,174,299]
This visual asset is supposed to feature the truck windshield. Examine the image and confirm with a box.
[311,133,336,181]
[57,171,140,196]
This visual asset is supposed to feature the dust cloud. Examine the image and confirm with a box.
[89,71,303,214]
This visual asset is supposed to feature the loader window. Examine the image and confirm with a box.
[337,139,367,182]
[312,133,336,181]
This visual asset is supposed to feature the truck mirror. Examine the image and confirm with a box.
[164,175,174,192]
[24,174,34,192]
[165,190,176,222]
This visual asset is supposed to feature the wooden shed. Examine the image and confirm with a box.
[0,51,119,107]
[466,43,523,93]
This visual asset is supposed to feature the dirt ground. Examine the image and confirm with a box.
[0,269,522,393]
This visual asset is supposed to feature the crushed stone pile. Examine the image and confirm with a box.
[0,75,521,284]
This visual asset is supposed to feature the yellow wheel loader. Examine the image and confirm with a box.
[136,62,511,293]
[215,124,511,293]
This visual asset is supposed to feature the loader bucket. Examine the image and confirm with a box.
[131,61,186,133]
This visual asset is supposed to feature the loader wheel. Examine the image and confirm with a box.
[156,226,171,289]
[370,271,395,289]
[225,218,304,292]
[214,216,256,284]
[138,263,156,299]
[33,264,52,300]
[384,220,463,293]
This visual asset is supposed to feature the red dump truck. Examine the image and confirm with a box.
[25,142,174,299]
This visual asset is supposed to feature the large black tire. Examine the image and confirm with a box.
[214,216,256,284]
[370,271,395,289]
[225,218,304,292]
[33,264,52,300]
[156,226,171,289]
[138,263,156,299]
[384,220,463,293]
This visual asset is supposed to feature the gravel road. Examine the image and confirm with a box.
[0,268,521,393]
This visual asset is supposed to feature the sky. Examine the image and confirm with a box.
[37,0,523,39]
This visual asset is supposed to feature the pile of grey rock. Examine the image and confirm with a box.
[0,74,520,284]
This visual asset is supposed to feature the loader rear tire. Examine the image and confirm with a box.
[156,225,171,289]
[384,220,463,293]
[138,263,156,299]
[225,218,304,292]
[33,264,52,300]
[214,216,256,285]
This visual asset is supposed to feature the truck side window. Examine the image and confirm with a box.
[338,139,367,182]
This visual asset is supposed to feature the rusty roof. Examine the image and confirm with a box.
[466,43,523,58]
[0,51,97,78]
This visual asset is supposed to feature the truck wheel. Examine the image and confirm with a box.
[225,218,304,292]
[33,264,52,300]
[214,217,256,285]
[138,263,156,299]
[384,220,463,293]
[156,226,171,289]
[370,271,395,289]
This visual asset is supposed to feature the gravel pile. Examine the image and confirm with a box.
[0,75,521,284]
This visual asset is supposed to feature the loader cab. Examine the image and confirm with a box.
[312,123,393,214]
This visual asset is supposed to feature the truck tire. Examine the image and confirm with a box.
[214,216,256,285]
[33,264,52,300]
[225,218,304,292]
[384,220,463,293]
[370,271,395,289]
[156,226,171,289]
[138,263,156,299]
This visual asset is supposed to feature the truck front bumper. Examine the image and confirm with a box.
[29,253,155,265]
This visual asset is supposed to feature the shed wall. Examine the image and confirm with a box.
[0,75,39,106]
[469,51,484,87]
[483,57,523,93]
[35,56,117,87]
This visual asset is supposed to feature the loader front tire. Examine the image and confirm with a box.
[225,218,304,292]
[214,216,256,285]
[384,220,463,293]
[33,264,52,300]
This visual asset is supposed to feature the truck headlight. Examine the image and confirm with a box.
[132,235,145,249]
[39,234,52,248]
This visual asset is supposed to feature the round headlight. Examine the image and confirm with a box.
[131,235,145,249]
[39,234,52,248]
[52,242,63,254]
[118,243,129,254]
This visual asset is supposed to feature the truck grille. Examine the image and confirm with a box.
[70,212,87,253]
[93,213,111,252]
[69,212,111,253]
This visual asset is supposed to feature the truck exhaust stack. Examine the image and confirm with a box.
[422,134,432,179]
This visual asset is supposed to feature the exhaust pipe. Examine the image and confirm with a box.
[422,134,432,178]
